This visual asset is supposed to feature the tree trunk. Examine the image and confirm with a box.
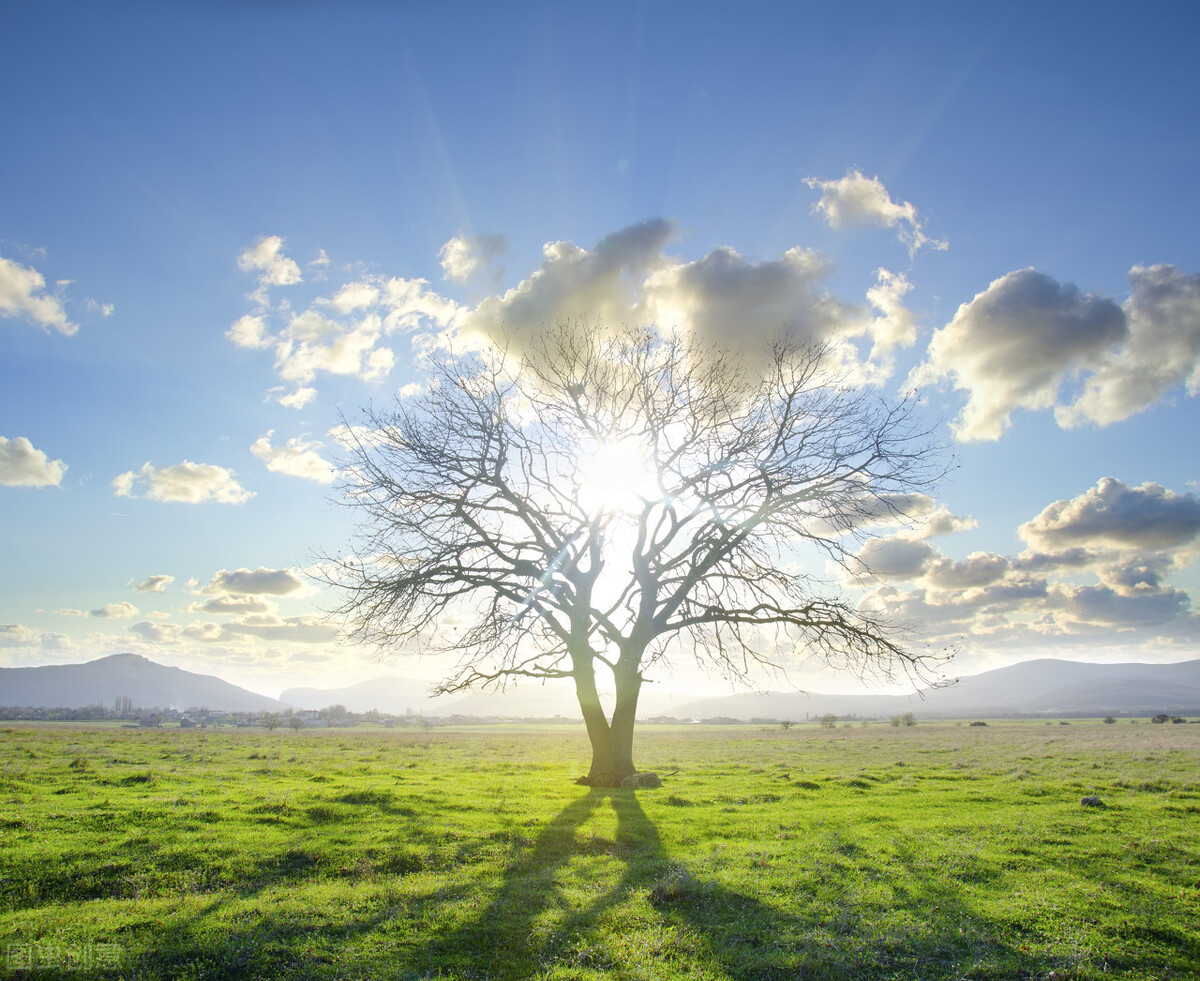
[573,661,642,786]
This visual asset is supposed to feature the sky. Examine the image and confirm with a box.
[2,2,1200,704]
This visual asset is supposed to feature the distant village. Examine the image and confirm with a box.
[0,699,805,728]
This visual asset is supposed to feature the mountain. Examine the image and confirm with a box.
[0,653,284,712]
[674,658,1200,721]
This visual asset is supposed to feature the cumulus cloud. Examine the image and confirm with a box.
[912,264,1200,439]
[1,624,42,647]
[226,314,273,350]
[90,601,139,619]
[133,575,174,593]
[862,269,917,365]
[0,436,67,487]
[1019,477,1200,553]
[910,268,1127,441]
[250,431,335,484]
[439,232,507,283]
[185,594,272,615]
[275,386,317,410]
[243,276,457,392]
[130,621,181,644]
[223,613,338,643]
[464,220,674,349]
[232,221,932,399]
[183,621,224,642]
[1051,582,1191,629]
[858,477,1200,654]
[321,281,380,314]
[641,244,849,353]
[238,235,302,291]
[804,170,947,256]
[853,536,939,580]
[112,461,254,504]
[206,567,304,596]
[0,255,77,335]
[1058,265,1200,427]
[0,624,75,651]
[457,220,914,382]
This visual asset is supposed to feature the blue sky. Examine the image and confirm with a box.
[3,2,1199,700]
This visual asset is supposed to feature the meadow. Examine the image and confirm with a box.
[1,720,1197,980]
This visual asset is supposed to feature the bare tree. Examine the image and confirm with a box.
[327,324,946,785]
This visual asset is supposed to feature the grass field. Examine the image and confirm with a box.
[1,720,1197,980]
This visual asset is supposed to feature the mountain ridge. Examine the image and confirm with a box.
[3,654,1198,719]
[0,653,284,713]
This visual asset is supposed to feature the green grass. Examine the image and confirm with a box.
[1,721,1197,979]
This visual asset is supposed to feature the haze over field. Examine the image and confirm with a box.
[2,4,1200,701]
[5,653,1199,722]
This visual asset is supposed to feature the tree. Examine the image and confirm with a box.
[328,324,945,785]
[262,713,282,731]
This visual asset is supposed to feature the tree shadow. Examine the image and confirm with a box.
[413,789,1060,981]
[128,790,1070,981]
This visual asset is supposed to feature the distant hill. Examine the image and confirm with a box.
[0,653,284,713]
[674,658,1200,721]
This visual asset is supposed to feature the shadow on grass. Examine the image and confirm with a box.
[408,790,1051,981]
[128,790,1070,981]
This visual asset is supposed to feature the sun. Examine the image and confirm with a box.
[574,437,661,516]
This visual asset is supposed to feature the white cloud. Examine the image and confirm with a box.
[464,219,674,351]
[130,621,181,644]
[853,536,939,580]
[0,623,75,651]
[250,430,335,484]
[112,461,254,504]
[1058,265,1200,427]
[185,594,272,615]
[0,436,67,487]
[226,314,273,350]
[183,621,224,642]
[858,478,1200,653]
[275,312,394,385]
[458,221,912,382]
[1019,478,1200,553]
[642,244,850,355]
[439,232,507,283]
[1051,582,1192,629]
[223,613,338,643]
[206,566,304,596]
[804,170,947,256]
[229,234,463,397]
[275,386,317,409]
[238,235,302,289]
[910,268,1128,441]
[133,574,174,593]
[321,281,379,314]
[380,277,460,333]
[863,268,917,363]
[90,601,139,619]
[0,255,77,335]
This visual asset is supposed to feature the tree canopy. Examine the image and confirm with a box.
[328,324,947,784]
